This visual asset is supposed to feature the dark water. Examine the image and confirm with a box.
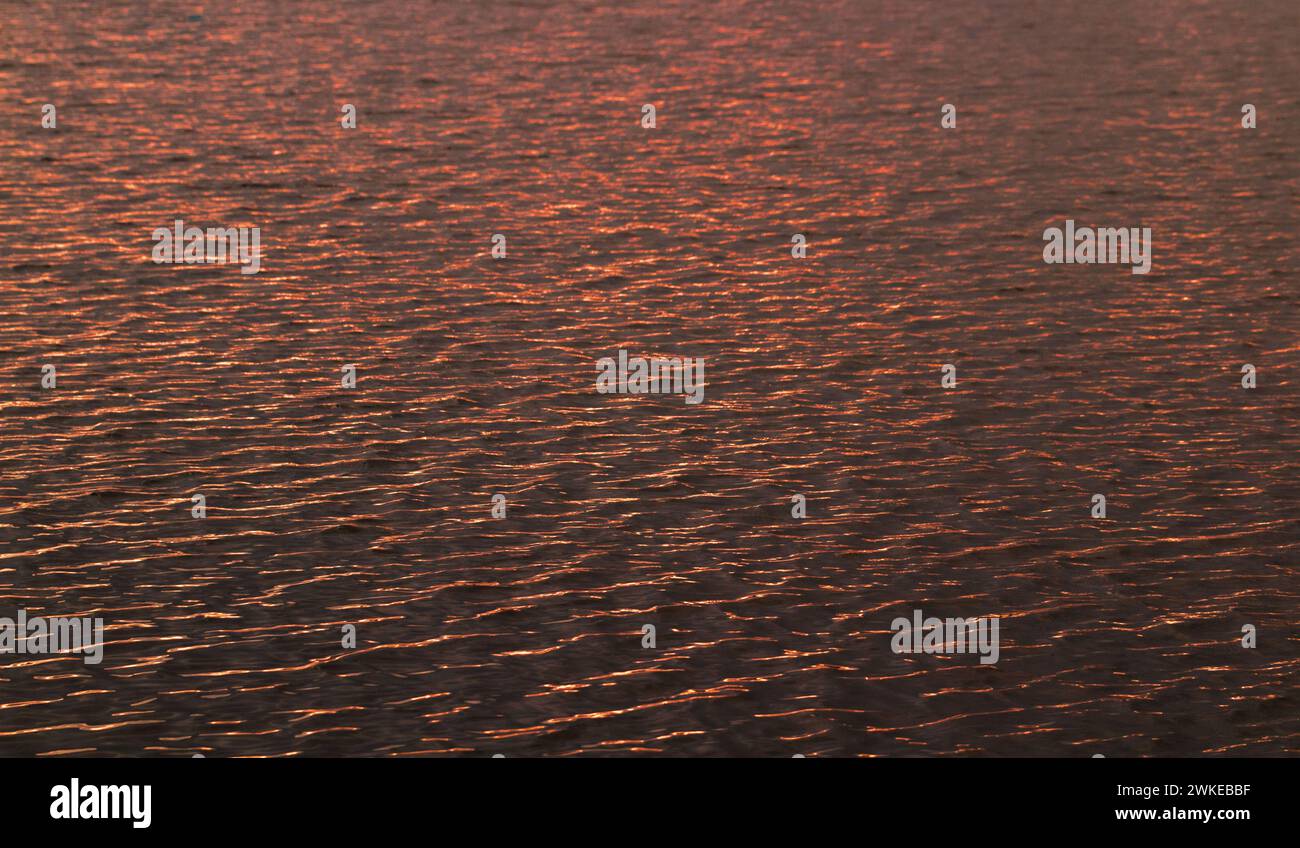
[0,0,1297,756]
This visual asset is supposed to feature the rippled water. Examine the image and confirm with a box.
[1,1,1297,757]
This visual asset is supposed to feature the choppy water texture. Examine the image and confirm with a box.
[0,0,1297,757]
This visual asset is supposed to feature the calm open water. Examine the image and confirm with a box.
[0,0,1297,756]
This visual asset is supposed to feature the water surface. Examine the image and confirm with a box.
[0,0,1297,756]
